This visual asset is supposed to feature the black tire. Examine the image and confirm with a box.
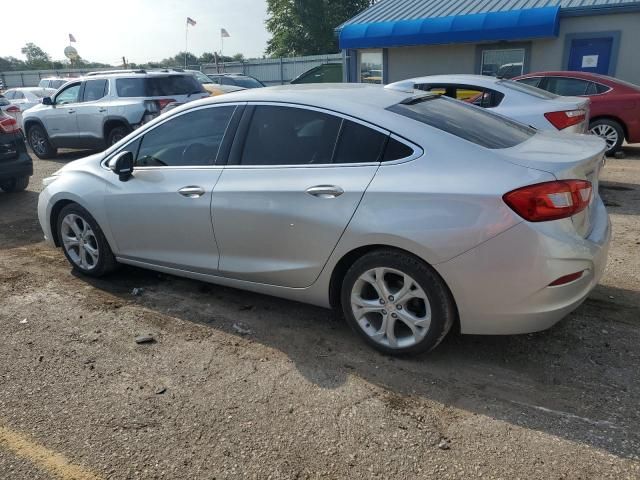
[340,249,456,356]
[56,203,118,277]
[0,176,29,192]
[27,124,57,159]
[589,119,624,156]
[106,126,129,147]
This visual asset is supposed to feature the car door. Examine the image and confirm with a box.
[211,103,387,288]
[75,79,109,148]
[43,82,81,145]
[104,103,241,273]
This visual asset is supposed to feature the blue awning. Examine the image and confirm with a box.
[339,7,561,50]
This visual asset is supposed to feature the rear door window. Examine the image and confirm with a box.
[83,79,108,102]
[388,96,535,149]
[545,77,591,96]
[136,106,236,167]
[240,106,341,166]
[333,120,387,164]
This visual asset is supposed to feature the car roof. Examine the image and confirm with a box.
[208,73,250,77]
[81,71,193,81]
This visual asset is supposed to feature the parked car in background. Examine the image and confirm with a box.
[0,110,31,192]
[387,75,590,134]
[38,84,609,355]
[183,69,245,96]
[38,78,68,90]
[514,71,640,154]
[291,63,343,84]
[207,73,265,89]
[23,71,208,159]
[1,87,55,127]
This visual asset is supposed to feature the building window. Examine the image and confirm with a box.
[481,48,525,78]
[359,50,383,84]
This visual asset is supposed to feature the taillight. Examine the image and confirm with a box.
[503,180,593,222]
[6,105,20,113]
[544,110,586,130]
[143,99,176,114]
[0,116,20,134]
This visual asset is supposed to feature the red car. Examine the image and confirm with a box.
[514,71,640,154]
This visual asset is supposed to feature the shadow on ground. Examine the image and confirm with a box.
[75,262,640,460]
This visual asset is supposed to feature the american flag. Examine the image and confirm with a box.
[69,33,76,42]
[186,17,196,26]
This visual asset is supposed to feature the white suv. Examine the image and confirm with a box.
[23,71,208,158]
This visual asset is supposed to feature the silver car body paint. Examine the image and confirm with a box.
[38,84,610,335]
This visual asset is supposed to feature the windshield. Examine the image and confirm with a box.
[499,79,558,99]
[388,95,535,149]
[116,75,205,97]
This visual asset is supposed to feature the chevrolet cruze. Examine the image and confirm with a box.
[38,84,611,355]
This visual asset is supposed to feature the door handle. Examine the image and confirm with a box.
[178,186,205,198]
[67,109,76,114]
[306,185,344,199]
[98,108,107,113]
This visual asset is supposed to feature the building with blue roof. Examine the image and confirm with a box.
[337,0,640,84]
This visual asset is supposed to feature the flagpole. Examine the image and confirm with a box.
[185,20,188,68]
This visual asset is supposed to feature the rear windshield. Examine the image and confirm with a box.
[230,76,264,88]
[388,95,535,149]
[116,75,204,97]
[499,79,558,99]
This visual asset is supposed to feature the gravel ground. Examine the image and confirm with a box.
[0,147,639,479]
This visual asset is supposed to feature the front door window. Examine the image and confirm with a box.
[55,84,81,105]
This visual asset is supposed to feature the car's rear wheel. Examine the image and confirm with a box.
[340,249,456,355]
[27,125,57,159]
[590,119,624,156]
[57,204,117,277]
[107,126,128,146]
[0,176,29,192]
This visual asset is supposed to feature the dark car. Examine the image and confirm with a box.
[207,73,265,89]
[291,63,343,84]
[0,110,32,192]
[514,71,640,154]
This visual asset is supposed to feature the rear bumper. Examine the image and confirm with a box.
[436,198,611,335]
[0,152,33,182]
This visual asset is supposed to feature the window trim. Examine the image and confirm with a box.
[101,102,245,171]
[224,101,421,169]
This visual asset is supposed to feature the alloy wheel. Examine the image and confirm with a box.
[29,129,47,155]
[590,124,619,151]
[350,267,431,349]
[60,213,100,270]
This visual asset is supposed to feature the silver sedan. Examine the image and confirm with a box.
[37,84,611,355]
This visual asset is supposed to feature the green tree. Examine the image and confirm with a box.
[265,0,374,57]
[20,42,51,69]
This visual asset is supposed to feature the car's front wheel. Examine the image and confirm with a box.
[57,204,117,277]
[340,249,456,355]
[0,176,29,192]
[590,119,624,156]
[27,125,57,159]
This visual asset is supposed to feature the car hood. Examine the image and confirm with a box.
[56,151,106,175]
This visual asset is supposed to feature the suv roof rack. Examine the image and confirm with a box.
[86,69,147,76]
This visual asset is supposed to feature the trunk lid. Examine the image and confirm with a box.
[500,131,606,237]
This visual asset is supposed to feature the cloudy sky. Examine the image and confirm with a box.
[2,0,270,65]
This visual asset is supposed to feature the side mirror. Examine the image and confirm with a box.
[108,151,134,182]
[42,97,53,106]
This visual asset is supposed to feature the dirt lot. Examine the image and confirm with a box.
[0,147,639,480]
